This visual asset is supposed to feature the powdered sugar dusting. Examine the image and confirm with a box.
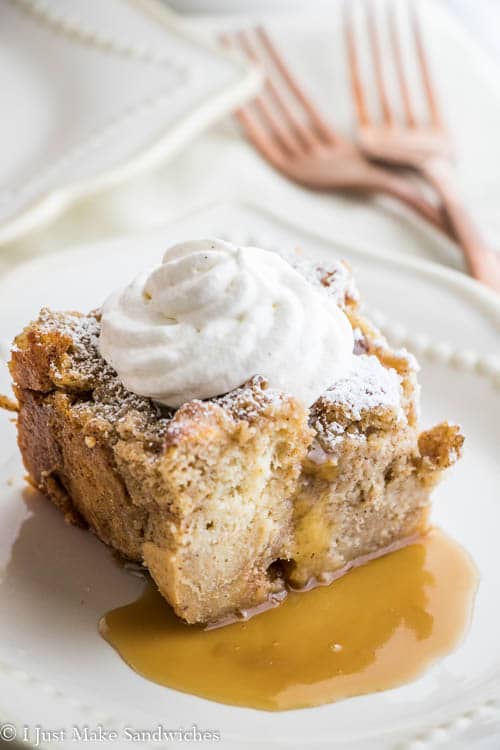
[32,312,286,446]
[216,376,284,422]
[37,308,103,384]
[323,355,404,421]
[275,249,359,308]
[391,347,420,372]
[353,327,369,355]
[28,249,398,459]
[310,355,405,454]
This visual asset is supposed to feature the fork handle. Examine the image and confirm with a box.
[359,168,453,239]
[422,159,500,293]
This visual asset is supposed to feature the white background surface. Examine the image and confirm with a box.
[1,2,499,749]
[1,0,500,278]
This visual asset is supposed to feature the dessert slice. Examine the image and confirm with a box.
[7,240,463,624]
[288,321,463,588]
[10,311,311,624]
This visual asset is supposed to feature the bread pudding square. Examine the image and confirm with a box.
[8,247,463,625]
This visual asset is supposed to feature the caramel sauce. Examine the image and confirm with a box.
[100,529,477,711]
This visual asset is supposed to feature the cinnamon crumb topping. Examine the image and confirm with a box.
[0,394,18,412]
[24,252,405,458]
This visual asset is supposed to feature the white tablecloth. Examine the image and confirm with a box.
[1,1,499,276]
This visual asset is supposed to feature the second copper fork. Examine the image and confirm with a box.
[222,26,450,237]
[345,1,500,291]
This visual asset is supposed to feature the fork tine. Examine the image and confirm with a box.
[237,30,316,151]
[365,0,393,126]
[411,5,443,128]
[344,2,371,127]
[251,93,303,157]
[387,4,416,127]
[235,105,287,168]
[256,26,336,143]
[221,32,300,157]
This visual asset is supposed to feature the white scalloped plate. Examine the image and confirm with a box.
[0,0,259,245]
[0,202,499,750]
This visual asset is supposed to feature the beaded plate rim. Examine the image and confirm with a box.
[0,200,499,749]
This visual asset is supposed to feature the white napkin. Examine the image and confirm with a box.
[2,1,499,274]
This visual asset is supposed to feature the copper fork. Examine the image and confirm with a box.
[222,27,451,237]
[345,1,500,291]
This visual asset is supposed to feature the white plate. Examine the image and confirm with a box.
[0,202,499,750]
[0,0,259,245]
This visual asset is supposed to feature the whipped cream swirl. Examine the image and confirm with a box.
[99,239,354,407]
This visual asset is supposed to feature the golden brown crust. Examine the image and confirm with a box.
[10,313,312,623]
[10,314,77,392]
[0,394,18,412]
[9,280,463,624]
[418,423,465,473]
